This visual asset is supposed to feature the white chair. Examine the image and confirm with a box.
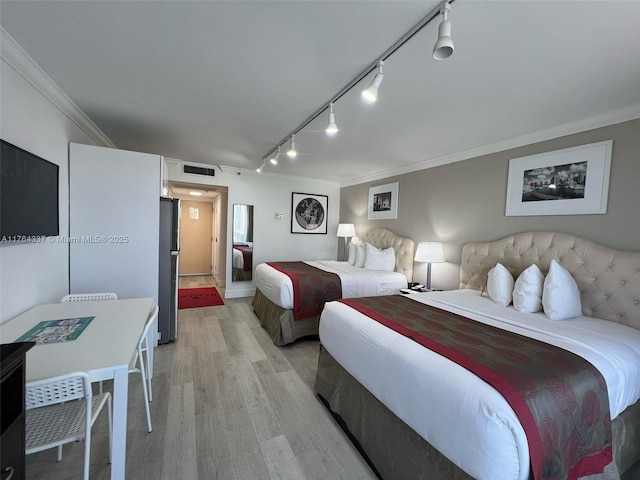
[61,292,118,302]
[25,372,112,480]
[61,292,118,394]
[130,305,158,433]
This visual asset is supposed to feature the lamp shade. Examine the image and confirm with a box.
[337,223,356,238]
[414,242,444,263]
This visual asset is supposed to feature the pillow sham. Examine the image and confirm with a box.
[355,243,367,268]
[364,243,395,271]
[347,243,357,265]
[512,264,544,313]
[486,263,514,307]
[542,259,582,320]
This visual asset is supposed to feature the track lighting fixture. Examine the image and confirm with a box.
[270,146,281,165]
[256,160,265,173]
[361,60,384,103]
[326,103,338,135]
[259,1,458,172]
[287,134,297,158]
[433,1,454,60]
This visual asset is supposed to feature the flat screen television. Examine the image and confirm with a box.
[1,139,59,239]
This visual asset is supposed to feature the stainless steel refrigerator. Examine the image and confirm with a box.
[158,197,180,344]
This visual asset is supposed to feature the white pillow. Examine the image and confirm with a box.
[486,263,514,307]
[347,243,357,265]
[354,243,367,268]
[364,243,395,271]
[512,264,544,313]
[542,260,582,320]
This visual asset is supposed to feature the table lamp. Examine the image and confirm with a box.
[337,223,356,260]
[414,242,445,290]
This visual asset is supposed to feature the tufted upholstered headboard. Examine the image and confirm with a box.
[460,232,640,330]
[356,228,415,283]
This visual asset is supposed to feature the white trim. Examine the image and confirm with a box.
[1,27,115,148]
[340,106,640,187]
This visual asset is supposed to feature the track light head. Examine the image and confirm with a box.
[287,134,297,158]
[270,146,281,165]
[326,103,338,135]
[256,161,265,173]
[433,2,454,60]
[362,60,384,103]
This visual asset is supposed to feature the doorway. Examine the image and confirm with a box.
[167,182,228,287]
[179,200,213,275]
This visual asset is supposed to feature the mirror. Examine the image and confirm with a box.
[232,204,254,281]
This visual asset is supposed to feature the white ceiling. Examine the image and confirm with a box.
[2,1,640,185]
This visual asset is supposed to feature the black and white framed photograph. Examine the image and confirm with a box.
[368,182,399,220]
[291,192,328,234]
[505,140,612,216]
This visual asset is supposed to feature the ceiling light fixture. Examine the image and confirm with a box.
[433,1,454,60]
[270,146,281,165]
[326,103,338,135]
[256,160,265,173]
[258,0,456,171]
[361,60,384,103]
[287,134,297,158]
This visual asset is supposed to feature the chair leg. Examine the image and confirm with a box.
[83,417,91,480]
[107,395,113,463]
[138,357,152,433]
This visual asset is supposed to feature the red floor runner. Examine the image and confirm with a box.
[178,287,224,309]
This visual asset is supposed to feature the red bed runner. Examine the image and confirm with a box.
[267,261,341,320]
[235,245,253,271]
[339,295,613,480]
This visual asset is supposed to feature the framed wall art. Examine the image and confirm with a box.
[291,192,328,234]
[368,182,399,220]
[505,140,612,216]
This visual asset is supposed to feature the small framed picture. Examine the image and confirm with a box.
[368,182,399,220]
[291,192,328,234]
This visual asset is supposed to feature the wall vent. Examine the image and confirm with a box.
[183,164,215,177]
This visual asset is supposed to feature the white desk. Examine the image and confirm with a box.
[0,297,155,480]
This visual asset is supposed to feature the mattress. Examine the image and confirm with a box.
[232,247,244,269]
[319,289,640,480]
[254,260,408,309]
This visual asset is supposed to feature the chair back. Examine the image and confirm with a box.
[61,292,118,302]
[140,305,159,347]
[26,372,91,410]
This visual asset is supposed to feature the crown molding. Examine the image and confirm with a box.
[1,27,116,148]
[340,105,640,188]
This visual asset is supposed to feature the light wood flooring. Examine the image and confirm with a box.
[24,276,375,480]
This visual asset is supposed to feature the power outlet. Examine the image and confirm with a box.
[275,212,283,220]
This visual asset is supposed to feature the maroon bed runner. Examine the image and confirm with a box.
[236,246,253,271]
[267,261,342,320]
[339,295,613,480]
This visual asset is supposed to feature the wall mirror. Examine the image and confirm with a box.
[232,204,254,281]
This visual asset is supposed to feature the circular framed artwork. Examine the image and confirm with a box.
[291,192,328,234]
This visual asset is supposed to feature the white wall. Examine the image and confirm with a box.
[0,30,109,324]
[164,160,341,298]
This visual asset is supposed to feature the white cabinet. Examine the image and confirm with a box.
[69,143,161,301]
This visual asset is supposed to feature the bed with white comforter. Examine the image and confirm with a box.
[252,228,415,345]
[315,232,640,480]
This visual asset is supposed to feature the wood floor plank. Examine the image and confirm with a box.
[260,434,308,480]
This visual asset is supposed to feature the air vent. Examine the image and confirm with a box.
[183,164,215,177]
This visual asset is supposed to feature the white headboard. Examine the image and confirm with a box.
[357,228,415,283]
[460,232,640,330]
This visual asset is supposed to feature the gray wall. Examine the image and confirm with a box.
[340,118,640,291]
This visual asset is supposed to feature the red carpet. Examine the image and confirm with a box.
[178,287,224,309]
